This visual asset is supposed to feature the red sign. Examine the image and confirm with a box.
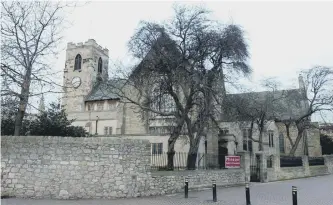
[225,156,241,168]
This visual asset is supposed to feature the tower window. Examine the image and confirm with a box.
[74,54,82,70]
[98,57,102,73]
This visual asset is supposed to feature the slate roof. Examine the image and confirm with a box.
[221,88,309,122]
[130,34,181,79]
[84,79,125,102]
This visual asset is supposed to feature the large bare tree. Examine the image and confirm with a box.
[276,66,333,156]
[1,1,77,135]
[111,4,250,170]
[221,79,284,152]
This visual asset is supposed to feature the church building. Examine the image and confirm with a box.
[62,39,322,162]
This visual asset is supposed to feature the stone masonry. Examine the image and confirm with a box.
[149,169,245,196]
[1,136,151,199]
[1,136,246,199]
[267,155,332,182]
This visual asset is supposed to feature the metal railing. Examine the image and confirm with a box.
[150,152,241,171]
[280,156,303,167]
[308,157,325,166]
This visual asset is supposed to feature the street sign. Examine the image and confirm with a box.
[225,156,241,168]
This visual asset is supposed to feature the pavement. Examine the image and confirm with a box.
[2,174,333,205]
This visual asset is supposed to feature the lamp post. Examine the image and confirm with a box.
[95,116,99,135]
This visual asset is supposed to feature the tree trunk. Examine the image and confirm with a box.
[166,119,184,170]
[258,114,265,151]
[289,131,303,156]
[167,149,175,171]
[187,144,198,170]
[187,134,202,170]
[14,68,31,136]
[284,123,294,148]
[14,96,28,136]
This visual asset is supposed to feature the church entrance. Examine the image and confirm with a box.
[218,140,228,169]
[250,154,261,182]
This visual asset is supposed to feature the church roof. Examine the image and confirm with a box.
[84,79,125,102]
[221,88,309,122]
[129,33,181,79]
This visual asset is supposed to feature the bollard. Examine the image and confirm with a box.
[292,186,297,205]
[245,183,251,205]
[184,177,188,198]
[212,179,217,202]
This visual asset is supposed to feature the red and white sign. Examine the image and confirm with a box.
[225,156,241,168]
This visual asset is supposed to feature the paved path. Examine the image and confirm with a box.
[2,175,333,205]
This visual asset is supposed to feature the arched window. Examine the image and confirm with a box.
[74,54,82,70]
[98,57,102,73]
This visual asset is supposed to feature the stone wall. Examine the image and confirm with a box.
[1,136,246,199]
[324,155,333,174]
[149,169,245,195]
[1,136,151,199]
[277,167,306,180]
[309,165,328,176]
[267,155,331,182]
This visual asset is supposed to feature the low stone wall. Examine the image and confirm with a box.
[1,136,246,199]
[149,169,245,195]
[1,136,152,199]
[309,165,328,176]
[323,155,333,174]
[277,167,306,180]
[267,155,332,182]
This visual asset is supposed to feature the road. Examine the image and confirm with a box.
[2,175,333,205]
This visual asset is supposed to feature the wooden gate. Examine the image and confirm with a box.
[250,154,261,182]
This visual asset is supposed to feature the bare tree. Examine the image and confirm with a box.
[1,1,78,135]
[277,66,333,156]
[110,4,250,170]
[217,78,286,156]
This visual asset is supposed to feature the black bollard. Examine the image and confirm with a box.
[245,183,251,205]
[184,177,188,198]
[292,186,297,205]
[212,179,217,202]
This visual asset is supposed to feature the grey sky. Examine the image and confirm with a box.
[43,1,333,122]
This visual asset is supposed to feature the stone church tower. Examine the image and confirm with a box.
[62,39,109,113]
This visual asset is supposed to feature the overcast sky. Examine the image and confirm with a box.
[44,1,333,122]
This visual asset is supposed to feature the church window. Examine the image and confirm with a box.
[268,131,274,147]
[87,103,94,111]
[104,126,113,135]
[97,102,103,111]
[98,57,102,73]
[108,102,116,110]
[151,143,163,154]
[74,54,82,70]
[242,128,252,152]
[279,133,285,153]
[220,128,229,135]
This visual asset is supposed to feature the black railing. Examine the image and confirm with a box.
[150,152,241,171]
[308,157,325,166]
[280,156,303,167]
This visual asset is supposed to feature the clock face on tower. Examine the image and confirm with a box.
[71,76,81,88]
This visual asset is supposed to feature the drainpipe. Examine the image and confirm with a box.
[95,116,99,135]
